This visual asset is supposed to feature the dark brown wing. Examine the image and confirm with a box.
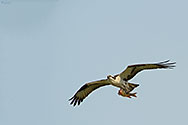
[120,60,176,81]
[69,79,110,106]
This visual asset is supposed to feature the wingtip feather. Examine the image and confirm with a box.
[69,96,74,101]
[159,60,170,64]
[158,60,176,69]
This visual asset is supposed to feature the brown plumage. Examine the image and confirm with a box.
[69,80,110,106]
[69,60,176,106]
[120,60,175,81]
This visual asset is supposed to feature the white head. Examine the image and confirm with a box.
[107,75,116,83]
[107,75,113,79]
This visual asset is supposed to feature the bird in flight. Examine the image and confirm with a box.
[69,60,176,106]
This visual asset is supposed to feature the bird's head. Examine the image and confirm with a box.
[107,75,113,79]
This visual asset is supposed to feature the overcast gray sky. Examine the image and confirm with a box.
[0,0,188,125]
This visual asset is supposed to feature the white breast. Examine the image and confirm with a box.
[114,75,125,84]
[113,76,120,83]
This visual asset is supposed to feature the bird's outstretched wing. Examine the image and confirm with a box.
[69,79,110,106]
[120,60,176,81]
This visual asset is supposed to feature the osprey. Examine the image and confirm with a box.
[69,60,176,106]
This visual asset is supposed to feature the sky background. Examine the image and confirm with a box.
[0,0,188,125]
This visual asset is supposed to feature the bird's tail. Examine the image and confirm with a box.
[128,83,139,89]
